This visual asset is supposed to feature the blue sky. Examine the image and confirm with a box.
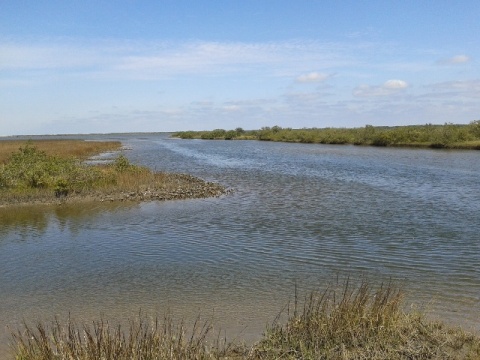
[1,1,479,135]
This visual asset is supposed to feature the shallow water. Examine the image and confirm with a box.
[1,134,479,357]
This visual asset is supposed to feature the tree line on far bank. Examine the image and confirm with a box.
[172,121,480,150]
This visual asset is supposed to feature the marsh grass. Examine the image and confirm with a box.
[0,142,226,205]
[11,314,244,360]
[11,280,480,359]
[0,140,121,164]
[253,279,480,359]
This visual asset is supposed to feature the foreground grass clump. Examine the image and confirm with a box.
[0,142,226,205]
[11,315,242,360]
[11,281,480,359]
[172,121,480,150]
[253,280,480,359]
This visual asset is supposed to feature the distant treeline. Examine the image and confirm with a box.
[172,121,480,150]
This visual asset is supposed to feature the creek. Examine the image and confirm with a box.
[1,133,479,357]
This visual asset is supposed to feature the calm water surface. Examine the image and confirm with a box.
[1,134,479,357]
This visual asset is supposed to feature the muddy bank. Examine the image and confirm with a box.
[81,173,231,203]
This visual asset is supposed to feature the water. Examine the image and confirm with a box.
[1,134,479,357]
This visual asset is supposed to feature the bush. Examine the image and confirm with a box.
[113,155,133,172]
[0,144,77,190]
[0,146,141,198]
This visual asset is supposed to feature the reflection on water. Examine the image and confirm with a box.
[1,134,479,358]
[0,202,140,238]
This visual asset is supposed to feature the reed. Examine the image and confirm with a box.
[11,280,480,359]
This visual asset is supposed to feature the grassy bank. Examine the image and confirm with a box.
[172,121,480,150]
[11,281,480,359]
[0,140,226,206]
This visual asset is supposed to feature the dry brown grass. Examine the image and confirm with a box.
[11,315,244,360]
[252,279,480,359]
[0,140,122,163]
[10,280,480,360]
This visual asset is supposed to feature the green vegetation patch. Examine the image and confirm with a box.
[173,121,480,150]
[0,144,107,197]
[0,143,227,206]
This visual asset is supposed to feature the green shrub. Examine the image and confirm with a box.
[469,120,480,138]
[0,145,131,198]
[113,155,133,172]
[0,144,77,190]
[172,123,480,150]
[224,130,237,140]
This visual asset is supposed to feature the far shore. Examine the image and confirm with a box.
[172,122,480,150]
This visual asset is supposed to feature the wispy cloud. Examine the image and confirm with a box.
[437,54,471,65]
[0,41,117,70]
[0,38,356,80]
[296,72,331,83]
[353,79,408,97]
[425,79,480,98]
[1,36,479,135]
[383,79,408,89]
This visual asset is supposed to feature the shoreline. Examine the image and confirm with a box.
[172,123,480,150]
[0,173,230,208]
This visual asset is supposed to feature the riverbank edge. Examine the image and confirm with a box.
[173,135,480,150]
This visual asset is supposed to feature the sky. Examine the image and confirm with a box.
[1,1,479,135]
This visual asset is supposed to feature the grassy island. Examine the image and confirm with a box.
[0,140,226,206]
[11,281,480,359]
[172,121,480,150]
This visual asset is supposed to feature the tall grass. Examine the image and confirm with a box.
[11,280,480,359]
[11,315,242,360]
[253,279,480,359]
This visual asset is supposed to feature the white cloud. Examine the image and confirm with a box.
[450,55,470,63]
[383,79,408,89]
[438,54,471,65]
[222,105,241,112]
[353,79,408,97]
[296,72,330,83]
[1,36,479,135]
